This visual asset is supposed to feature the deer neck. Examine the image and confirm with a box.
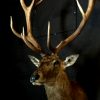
[44,71,72,100]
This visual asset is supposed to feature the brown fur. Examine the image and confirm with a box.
[32,54,87,100]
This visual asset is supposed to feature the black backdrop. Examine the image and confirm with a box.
[1,0,100,100]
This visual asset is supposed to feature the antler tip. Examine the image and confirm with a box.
[10,16,13,28]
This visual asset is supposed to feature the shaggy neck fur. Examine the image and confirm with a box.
[44,71,72,100]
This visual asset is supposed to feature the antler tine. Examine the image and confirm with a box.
[10,0,43,52]
[54,0,96,54]
[10,16,22,38]
[47,21,51,48]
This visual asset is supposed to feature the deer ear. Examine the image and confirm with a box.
[64,54,79,69]
[28,55,40,68]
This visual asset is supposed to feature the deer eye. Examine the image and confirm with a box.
[53,60,60,67]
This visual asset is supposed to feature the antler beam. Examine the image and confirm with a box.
[10,0,43,52]
[54,0,96,54]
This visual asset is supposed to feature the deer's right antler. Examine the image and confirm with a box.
[10,0,43,53]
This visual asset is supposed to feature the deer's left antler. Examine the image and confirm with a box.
[53,0,96,54]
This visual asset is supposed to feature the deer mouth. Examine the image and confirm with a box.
[30,75,44,86]
[30,73,44,85]
[32,82,42,86]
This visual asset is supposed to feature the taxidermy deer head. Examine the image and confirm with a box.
[10,0,96,100]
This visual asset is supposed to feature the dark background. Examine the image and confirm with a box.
[1,0,100,100]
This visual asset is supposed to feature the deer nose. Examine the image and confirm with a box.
[30,74,40,83]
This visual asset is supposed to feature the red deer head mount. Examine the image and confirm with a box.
[10,0,95,100]
[29,54,79,85]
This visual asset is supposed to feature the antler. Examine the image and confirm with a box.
[10,0,43,53]
[10,0,95,54]
[53,0,96,54]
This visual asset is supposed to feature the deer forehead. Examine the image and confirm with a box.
[39,55,63,68]
[42,54,59,60]
[41,55,60,63]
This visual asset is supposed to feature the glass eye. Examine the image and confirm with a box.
[54,60,59,66]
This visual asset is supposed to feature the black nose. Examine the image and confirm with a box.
[30,76,35,83]
[30,74,40,83]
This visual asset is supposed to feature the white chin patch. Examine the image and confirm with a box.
[32,82,42,86]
